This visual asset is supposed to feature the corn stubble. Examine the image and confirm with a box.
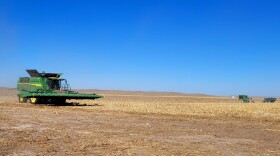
[70,94,280,122]
[1,89,280,155]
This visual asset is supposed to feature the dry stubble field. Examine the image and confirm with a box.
[0,88,280,155]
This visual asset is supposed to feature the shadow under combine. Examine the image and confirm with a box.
[45,102,103,107]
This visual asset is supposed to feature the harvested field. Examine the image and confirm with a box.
[1,88,280,155]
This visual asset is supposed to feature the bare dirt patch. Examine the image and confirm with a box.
[0,88,280,155]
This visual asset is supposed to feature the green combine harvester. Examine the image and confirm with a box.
[238,95,254,103]
[17,69,103,104]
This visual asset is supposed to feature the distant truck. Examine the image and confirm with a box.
[263,98,277,103]
[238,95,254,103]
[17,69,103,104]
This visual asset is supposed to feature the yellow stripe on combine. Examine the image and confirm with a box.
[31,84,42,87]
[18,83,42,87]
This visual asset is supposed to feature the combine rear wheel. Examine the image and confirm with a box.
[30,98,39,104]
[19,97,27,103]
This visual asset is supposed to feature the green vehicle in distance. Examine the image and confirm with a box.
[263,98,277,103]
[17,69,103,104]
[239,95,254,103]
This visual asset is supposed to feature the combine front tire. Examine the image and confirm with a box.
[30,97,39,104]
[19,97,27,103]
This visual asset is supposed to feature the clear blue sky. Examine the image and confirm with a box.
[1,0,280,97]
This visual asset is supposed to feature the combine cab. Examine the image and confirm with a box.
[17,69,103,104]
